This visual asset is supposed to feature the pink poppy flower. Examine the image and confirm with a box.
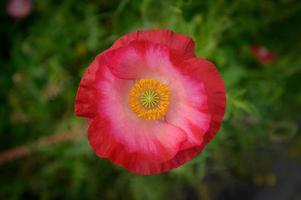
[250,45,275,64]
[7,0,32,19]
[75,30,226,174]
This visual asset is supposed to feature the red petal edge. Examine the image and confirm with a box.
[110,29,196,60]
[74,58,99,119]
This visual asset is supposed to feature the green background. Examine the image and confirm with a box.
[1,0,301,199]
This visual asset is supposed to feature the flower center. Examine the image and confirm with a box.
[129,79,170,120]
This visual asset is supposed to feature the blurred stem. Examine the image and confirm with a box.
[0,124,86,165]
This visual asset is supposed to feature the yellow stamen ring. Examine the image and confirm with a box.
[129,79,170,120]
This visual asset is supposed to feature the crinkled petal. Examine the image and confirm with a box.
[86,55,188,165]
[124,58,226,174]
[104,41,211,147]
[75,58,99,119]
[179,58,226,140]
[75,31,226,175]
[111,29,196,60]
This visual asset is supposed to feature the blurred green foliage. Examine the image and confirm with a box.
[1,0,301,199]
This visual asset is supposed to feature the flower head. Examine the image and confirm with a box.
[7,0,32,19]
[250,45,275,64]
[75,29,226,174]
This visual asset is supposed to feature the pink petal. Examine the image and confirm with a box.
[122,58,226,175]
[105,41,211,148]
[111,29,196,60]
[88,54,188,163]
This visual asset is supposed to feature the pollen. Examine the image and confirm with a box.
[129,79,170,120]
